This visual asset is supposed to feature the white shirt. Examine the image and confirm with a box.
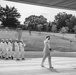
[14,42,19,51]
[8,42,13,51]
[0,42,2,51]
[4,42,9,51]
[0,42,5,51]
[19,42,25,51]
[43,39,51,54]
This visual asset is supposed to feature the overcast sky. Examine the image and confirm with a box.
[0,0,76,24]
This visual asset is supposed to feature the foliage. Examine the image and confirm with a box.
[37,24,43,35]
[73,25,76,33]
[0,5,20,28]
[54,12,76,33]
[60,27,68,34]
[51,22,57,32]
[24,15,47,31]
[65,16,76,32]
[43,22,49,31]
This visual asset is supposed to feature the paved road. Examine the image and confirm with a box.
[0,57,76,75]
[0,51,76,75]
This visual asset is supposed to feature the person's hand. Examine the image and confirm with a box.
[49,48,52,51]
[23,43,26,47]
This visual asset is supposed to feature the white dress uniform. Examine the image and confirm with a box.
[4,42,9,58]
[1,42,5,57]
[0,42,2,57]
[43,38,51,55]
[8,42,13,58]
[19,42,26,59]
[14,41,20,59]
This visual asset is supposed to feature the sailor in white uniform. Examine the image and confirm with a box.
[0,40,2,58]
[0,39,3,58]
[14,40,20,60]
[8,39,13,59]
[1,39,5,59]
[4,39,9,59]
[19,41,26,60]
[12,40,15,59]
[41,36,53,68]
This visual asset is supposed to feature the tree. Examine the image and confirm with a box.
[43,22,50,32]
[37,24,43,35]
[28,25,32,35]
[54,12,76,33]
[38,15,47,25]
[73,25,76,33]
[66,16,76,33]
[24,15,47,31]
[51,24,57,33]
[24,21,29,30]
[0,5,21,28]
[60,27,68,38]
[55,12,67,31]
[24,15,38,30]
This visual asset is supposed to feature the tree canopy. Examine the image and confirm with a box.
[0,5,21,28]
[24,15,48,31]
[54,12,76,33]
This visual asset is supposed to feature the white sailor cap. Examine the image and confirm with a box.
[1,39,4,42]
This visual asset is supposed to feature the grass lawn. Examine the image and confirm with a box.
[0,30,76,52]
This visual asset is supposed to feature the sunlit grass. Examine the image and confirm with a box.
[0,30,76,52]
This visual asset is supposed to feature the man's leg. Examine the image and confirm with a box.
[48,53,53,68]
[21,51,25,60]
[41,53,48,67]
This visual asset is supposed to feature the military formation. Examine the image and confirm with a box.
[0,39,26,60]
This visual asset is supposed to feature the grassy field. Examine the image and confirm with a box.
[0,30,76,52]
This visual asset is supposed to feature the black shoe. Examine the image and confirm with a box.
[8,57,11,59]
[22,58,25,60]
[10,56,13,60]
[16,59,20,61]
[11,57,13,60]
[5,58,8,60]
[0,56,1,58]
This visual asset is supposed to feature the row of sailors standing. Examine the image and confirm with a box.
[0,39,26,60]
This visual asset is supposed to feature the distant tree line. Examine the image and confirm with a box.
[0,5,76,33]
